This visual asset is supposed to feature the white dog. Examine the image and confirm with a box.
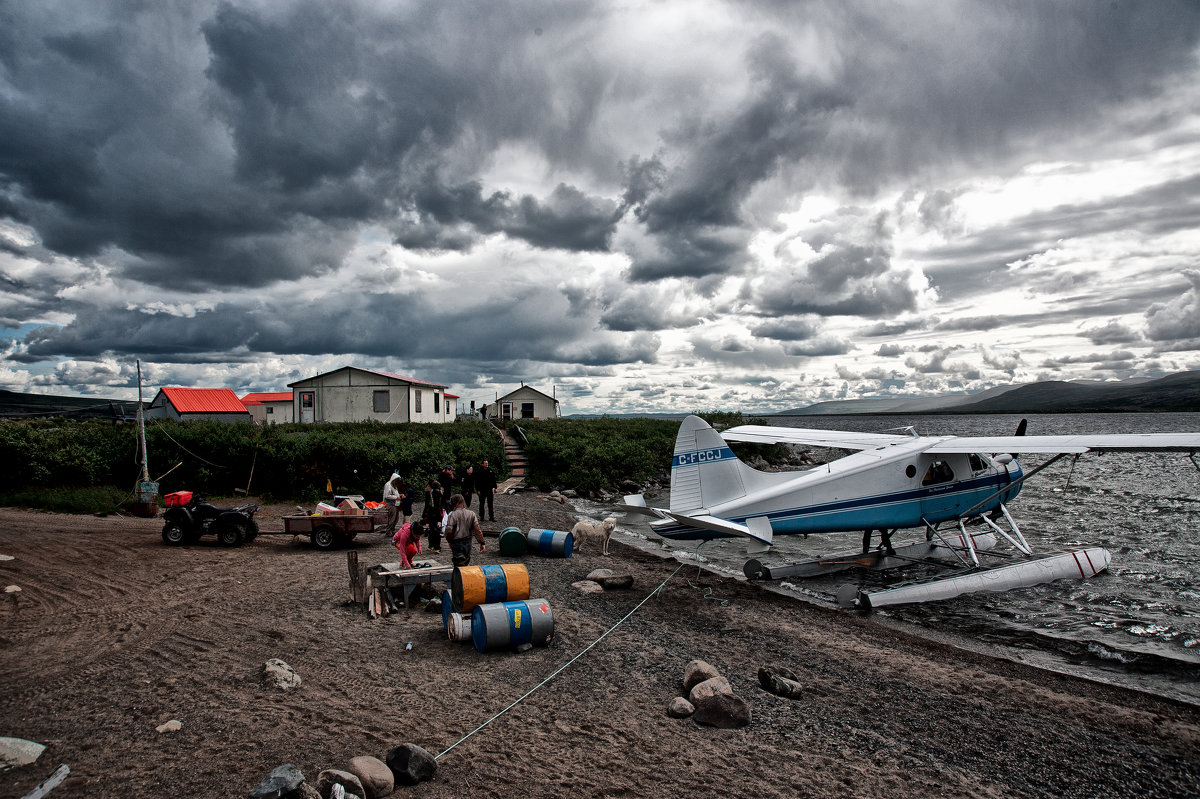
[571,517,617,555]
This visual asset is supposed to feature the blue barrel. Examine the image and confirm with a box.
[471,599,554,653]
[441,590,454,632]
[526,528,573,558]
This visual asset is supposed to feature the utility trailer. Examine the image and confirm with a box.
[281,511,387,550]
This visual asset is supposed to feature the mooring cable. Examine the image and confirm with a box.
[435,560,687,761]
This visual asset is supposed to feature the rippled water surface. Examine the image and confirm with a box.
[592,413,1200,704]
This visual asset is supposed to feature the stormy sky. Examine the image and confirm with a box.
[3,0,1200,414]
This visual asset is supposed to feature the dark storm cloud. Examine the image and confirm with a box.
[750,317,821,341]
[1082,320,1142,346]
[14,284,656,368]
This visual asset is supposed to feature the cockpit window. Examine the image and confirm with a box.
[922,460,955,486]
[968,453,987,473]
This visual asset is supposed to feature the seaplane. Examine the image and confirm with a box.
[621,415,1200,609]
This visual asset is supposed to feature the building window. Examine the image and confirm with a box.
[301,393,313,408]
[434,393,440,414]
[373,390,390,413]
[266,406,274,414]
[414,389,422,413]
[521,402,535,418]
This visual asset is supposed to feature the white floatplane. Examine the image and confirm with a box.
[621,415,1200,609]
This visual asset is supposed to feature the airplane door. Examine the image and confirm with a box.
[919,456,960,519]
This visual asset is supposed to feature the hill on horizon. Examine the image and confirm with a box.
[775,371,1200,415]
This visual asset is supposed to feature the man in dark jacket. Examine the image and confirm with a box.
[476,460,497,522]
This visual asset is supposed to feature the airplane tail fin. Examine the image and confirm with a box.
[670,415,750,514]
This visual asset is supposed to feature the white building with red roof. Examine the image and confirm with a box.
[287,366,454,424]
[239,391,295,424]
[145,387,253,423]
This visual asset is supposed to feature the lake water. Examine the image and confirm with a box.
[586,413,1200,705]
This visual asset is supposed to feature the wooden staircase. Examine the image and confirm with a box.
[498,428,528,492]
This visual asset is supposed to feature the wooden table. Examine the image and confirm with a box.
[367,560,454,609]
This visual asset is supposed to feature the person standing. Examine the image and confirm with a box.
[461,465,476,509]
[439,464,456,495]
[442,493,484,567]
[423,479,444,552]
[400,484,416,525]
[382,473,402,536]
[476,459,497,522]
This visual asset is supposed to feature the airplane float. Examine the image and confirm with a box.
[622,415,1200,609]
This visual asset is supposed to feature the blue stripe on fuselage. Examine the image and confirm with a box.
[655,468,1023,540]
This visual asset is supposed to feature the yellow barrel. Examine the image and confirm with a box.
[451,563,530,614]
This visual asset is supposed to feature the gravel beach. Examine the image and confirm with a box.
[1,491,1198,798]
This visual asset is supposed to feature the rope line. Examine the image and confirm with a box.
[435,560,687,761]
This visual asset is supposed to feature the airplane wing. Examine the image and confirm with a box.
[721,425,913,451]
[925,433,1200,454]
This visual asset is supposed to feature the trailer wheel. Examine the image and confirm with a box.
[162,522,187,546]
[217,522,245,547]
[311,525,337,551]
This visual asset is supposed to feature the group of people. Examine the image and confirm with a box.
[381,460,498,569]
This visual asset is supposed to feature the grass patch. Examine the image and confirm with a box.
[0,485,134,515]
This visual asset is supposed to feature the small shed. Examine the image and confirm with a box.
[240,392,295,424]
[486,385,560,421]
[288,366,452,424]
[145,387,253,423]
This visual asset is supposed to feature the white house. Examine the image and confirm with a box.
[240,392,295,424]
[288,366,453,424]
[484,385,560,421]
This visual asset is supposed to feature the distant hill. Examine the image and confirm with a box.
[776,371,1200,415]
[0,389,144,421]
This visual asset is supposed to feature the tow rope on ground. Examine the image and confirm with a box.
[436,560,687,760]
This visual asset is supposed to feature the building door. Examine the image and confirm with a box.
[300,392,315,423]
[502,402,513,419]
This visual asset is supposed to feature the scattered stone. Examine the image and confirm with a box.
[0,554,13,561]
[693,692,752,728]
[155,719,182,733]
[315,768,365,799]
[385,743,438,786]
[758,666,803,699]
[263,658,301,690]
[688,675,734,705]
[682,659,723,693]
[346,755,393,799]
[515,642,533,653]
[571,580,604,594]
[248,763,306,799]
[0,736,45,770]
[597,575,634,590]
[4,585,20,594]
[586,568,614,581]
[667,697,695,718]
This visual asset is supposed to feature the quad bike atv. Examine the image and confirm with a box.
[161,492,259,547]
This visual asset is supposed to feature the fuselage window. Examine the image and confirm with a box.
[968,453,987,473]
[922,460,955,486]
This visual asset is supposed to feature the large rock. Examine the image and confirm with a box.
[693,692,752,728]
[596,575,634,590]
[688,675,733,705]
[347,755,393,799]
[667,697,695,718]
[0,737,44,770]
[263,658,301,690]
[682,659,722,693]
[248,763,306,799]
[758,666,803,699]
[315,769,364,799]
[385,743,438,786]
[571,580,604,594]
[586,568,614,581]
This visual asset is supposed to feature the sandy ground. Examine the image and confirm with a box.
[1,492,1199,799]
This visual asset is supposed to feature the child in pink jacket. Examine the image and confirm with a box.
[392,521,423,568]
